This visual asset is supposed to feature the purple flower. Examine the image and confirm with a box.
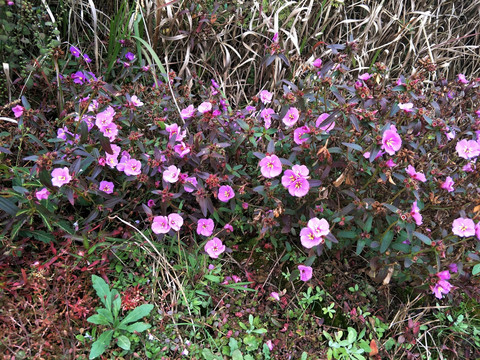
[147,199,155,208]
[124,159,142,176]
[197,218,214,237]
[441,176,455,192]
[298,265,313,282]
[282,107,300,127]
[386,159,397,168]
[125,52,135,61]
[259,155,282,178]
[71,71,86,85]
[448,263,458,273]
[166,123,185,142]
[456,139,480,159]
[83,54,92,63]
[406,165,427,182]
[382,125,402,155]
[12,105,24,118]
[431,280,453,299]
[260,108,275,129]
[270,292,280,301]
[152,216,171,234]
[70,46,81,58]
[168,213,184,231]
[51,167,72,187]
[457,73,468,84]
[312,58,322,68]
[184,176,197,193]
[218,185,235,202]
[476,222,480,241]
[224,224,233,233]
[95,106,115,128]
[35,188,50,201]
[163,165,181,183]
[436,270,451,281]
[174,142,190,157]
[288,177,310,197]
[316,113,335,132]
[181,105,195,120]
[259,90,273,104]
[411,201,423,226]
[204,237,225,259]
[99,181,114,194]
[358,73,371,81]
[452,217,475,237]
[198,101,212,114]
[211,79,220,89]
[293,126,311,145]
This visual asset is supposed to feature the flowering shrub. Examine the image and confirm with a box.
[2,39,480,302]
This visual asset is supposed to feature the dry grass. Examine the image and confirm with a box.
[57,0,480,105]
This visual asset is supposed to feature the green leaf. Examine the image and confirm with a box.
[112,289,122,319]
[117,335,131,351]
[204,274,221,283]
[380,231,394,253]
[232,349,243,360]
[236,119,250,131]
[413,231,431,245]
[472,264,480,276]
[87,312,112,326]
[126,322,151,333]
[91,275,111,309]
[89,330,113,359]
[119,304,153,326]
[96,308,114,323]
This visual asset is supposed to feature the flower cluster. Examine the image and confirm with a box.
[281,165,310,197]
[151,213,184,234]
[299,218,330,248]
[430,270,453,299]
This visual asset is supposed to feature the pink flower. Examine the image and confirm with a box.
[51,167,72,187]
[431,280,453,299]
[476,222,480,241]
[282,107,300,127]
[270,292,280,301]
[174,142,190,157]
[261,108,275,129]
[197,218,214,237]
[288,177,310,197]
[266,340,274,351]
[101,122,118,141]
[312,58,322,68]
[445,130,455,141]
[184,176,197,192]
[218,185,235,202]
[300,227,324,248]
[457,73,468,84]
[99,181,114,194]
[411,201,423,226]
[382,125,402,155]
[386,159,397,168]
[198,102,212,114]
[95,106,115,128]
[441,176,455,192]
[436,270,451,281]
[166,123,181,141]
[204,237,225,259]
[163,165,181,183]
[398,103,414,112]
[316,113,335,132]
[298,265,313,282]
[147,199,155,207]
[130,95,144,107]
[116,151,131,172]
[448,263,458,273]
[124,159,142,176]
[281,165,309,188]
[35,188,50,200]
[152,216,171,234]
[463,162,475,172]
[406,165,427,182]
[224,224,233,233]
[168,213,184,231]
[456,139,480,159]
[105,145,121,168]
[452,217,475,237]
[259,155,282,178]
[358,73,371,81]
[293,126,311,145]
[12,105,24,118]
[180,105,195,119]
[307,217,330,238]
[259,90,273,104]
